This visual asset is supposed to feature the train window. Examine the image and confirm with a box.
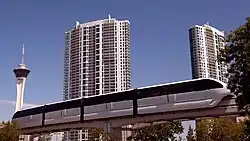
[28,115,32,120]
[12,106,43,119]
[45,99,82,113]
[137,79,223,99]
[84,90,134,106]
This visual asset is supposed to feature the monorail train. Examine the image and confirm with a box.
[12,78,230,129]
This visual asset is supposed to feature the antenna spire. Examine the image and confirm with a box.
[108,14,111,22]
[22,44,25,64]
[206,21,210,25]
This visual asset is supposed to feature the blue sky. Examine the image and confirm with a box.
[0,0,249,138]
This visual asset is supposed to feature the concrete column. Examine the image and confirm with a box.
[122,130,132,141]
[111,128,122,139]
[28,135,36,141]
[103,122,122,140]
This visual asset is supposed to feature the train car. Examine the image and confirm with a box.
[43,89,137,124]
[136,78,230,115]
[44,98,82,125]
[12,78,230,129]
[12,105,44,128]
[83,89,135,120]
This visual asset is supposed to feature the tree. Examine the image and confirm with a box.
[195,120,211,141]
[88,128,121,141]
[242,116,250,141]
[37,133,52,141]
[186,125,195,141]
[195,118,245,141]
[0,121,21,141]
[219,17,250,112]
[127,120,184,141]
[61,133,67,141]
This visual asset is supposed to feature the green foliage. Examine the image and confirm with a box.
[243,116,250,141]
[186,125,195,141]
[195,118,245,141]
[127,121,184,141]
[61,134,67,141]
[37,134,52,141]
[0,121,21,141]
[178,136,182,141]
[88,128,121,141]
[219,17,250,111]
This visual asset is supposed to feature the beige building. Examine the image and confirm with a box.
[189,23,227,83]
[63,15,131,141]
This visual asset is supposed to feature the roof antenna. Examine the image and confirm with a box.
[108,14,111,22]
[75,21,80,27]
[206,21,210,25]
[22,44,25,65]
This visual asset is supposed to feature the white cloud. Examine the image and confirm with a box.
[0,99,37,109]
[0,100,38,121]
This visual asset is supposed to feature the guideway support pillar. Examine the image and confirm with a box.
[103,121,122,140]
[28,135,36,141]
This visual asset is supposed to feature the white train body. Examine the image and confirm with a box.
[12,78,230,129]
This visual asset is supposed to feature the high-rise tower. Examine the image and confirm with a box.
[13,44,30,112]
[189,23,227,83]
[63,15,131,141]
